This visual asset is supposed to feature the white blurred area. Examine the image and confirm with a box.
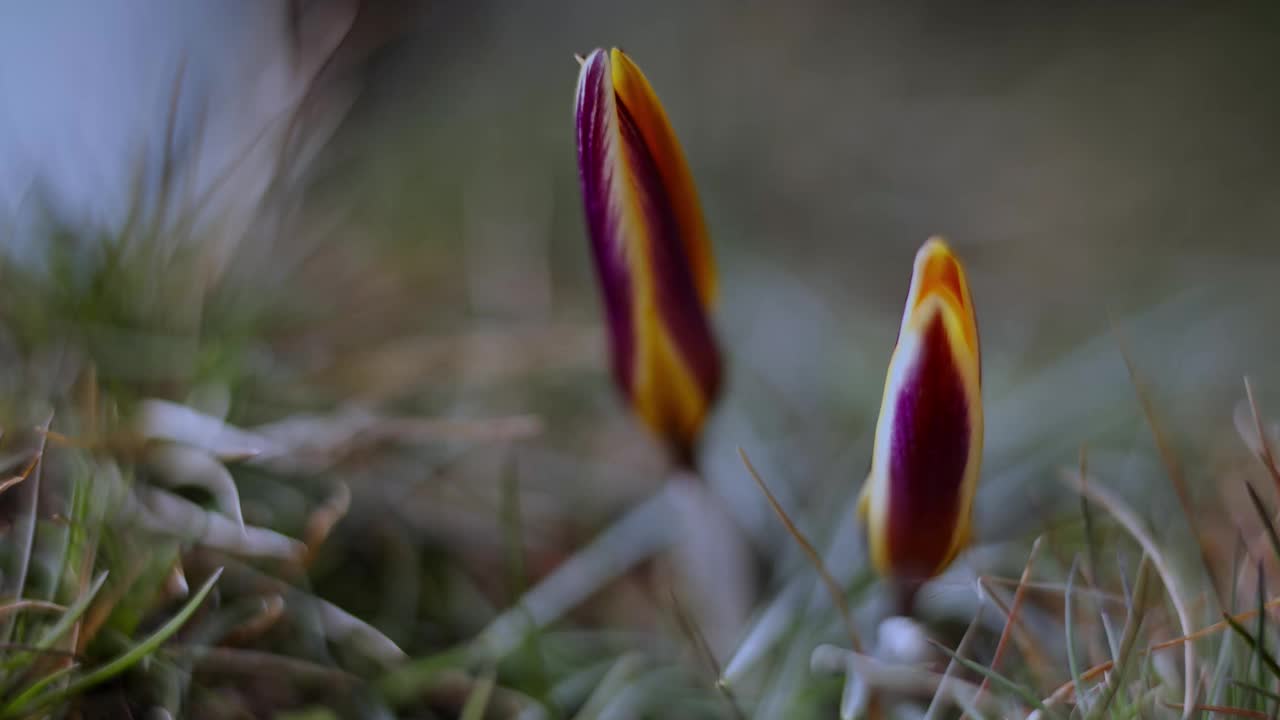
[0,0,361,281]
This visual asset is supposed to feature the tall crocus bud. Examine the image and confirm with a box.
[574,48,722,467]
[858,237,982,611]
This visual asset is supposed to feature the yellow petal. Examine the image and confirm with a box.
[901,237,978,363]
[610,48,717,310]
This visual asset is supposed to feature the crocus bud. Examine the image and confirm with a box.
[858,238,982,608]
[574,48,722,467]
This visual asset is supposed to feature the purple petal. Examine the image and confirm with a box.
[576,49,636,395]
[885,311,972,581]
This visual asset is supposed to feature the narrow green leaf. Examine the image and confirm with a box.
[1226,612,1280,680]
[1257,560,1270,693]
[1,663,79,713]
[1087,555,1151,720]
[926,639,1062,720]
[1245,482,1280,561]
[1064,555,1087,715]
[1,420,51,646]
[1,568,222,718]
[1231,679,1280,707]
[377,646,469,705]
[33,571,110,653]
[0,570,108,675]
[1208,630,1236,709]
[459,670,495,720]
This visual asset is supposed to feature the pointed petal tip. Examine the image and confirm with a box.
[575,48,609,92]
[609,47,642,83]
[914,239,964,298]
[921,235,952,253]
[905,236,977,357]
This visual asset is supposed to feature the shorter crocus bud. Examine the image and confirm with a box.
[858,237,982,610]
[574,47,722,467]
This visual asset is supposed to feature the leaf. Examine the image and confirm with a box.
[0,571,108,674]
[459,670,495,720]
[1245,481,1280,561]
[1,568,222,718]
[1064,556,1087,715]
[927,639,1062,720]
[1225,612,1280,681]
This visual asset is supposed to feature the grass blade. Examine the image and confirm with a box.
[925,605,987,720]
[1257,560,1270,696]
[0,417,51,646]
[1,663,79,712]
[1061,468,1196,717]
[738,447,861,653]
[1113,319,1225,611]
[1,567,222,717]
[474,482,678,661]
[1162,702,1269,718]
[1225,612,1280,680]
[973,536,1041,712]
[1245,481,1280,561]
[666,589,746,720]
[1064,555,1087,716]
[1088,555,1151,719]
[928,639,1061,720]
[32,571,110,654]
[1243,377,1280,493]
[459,670,495,720]
[1231,679,1280,708]
[0,570,108,680]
